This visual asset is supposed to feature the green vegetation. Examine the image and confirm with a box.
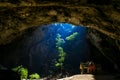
[56,34,65,48]
[55,34,66,74]
[19,68,28,79]
[66,32,78,41]
[29,73,40,80]
[55,32,79,74]
[12,65,40,80]
[55,47,66,67]
[12,65,28,80]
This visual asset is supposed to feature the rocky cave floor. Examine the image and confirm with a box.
[57,74,120,80]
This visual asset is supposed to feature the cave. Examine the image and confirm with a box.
[0,0,120,79]
[0,23,90,75]
[0,22,119,77]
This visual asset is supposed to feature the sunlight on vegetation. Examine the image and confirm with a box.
[12,65,40,80]
[12,65,28,80]
[55,34,66,74]
[56,34,65,48]
[66,32,79,41]
[55,47,66,67]
[55,31,79,74]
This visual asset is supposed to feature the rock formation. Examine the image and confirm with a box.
[0,0,120,73]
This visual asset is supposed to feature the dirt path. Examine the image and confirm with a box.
[58,74,120,80]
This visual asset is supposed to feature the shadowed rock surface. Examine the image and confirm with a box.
[0,0,120,78]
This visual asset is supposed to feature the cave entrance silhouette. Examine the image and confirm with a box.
[0,22,91,77]
[23,23,90,76]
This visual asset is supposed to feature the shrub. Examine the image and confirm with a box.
[12,65,28,80]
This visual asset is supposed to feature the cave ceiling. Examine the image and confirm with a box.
[0,0,120,45]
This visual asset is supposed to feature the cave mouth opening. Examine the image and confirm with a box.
[0,22,91,77]
[23,22,91,76]
[0,22,118,79]
[1,22,115,77]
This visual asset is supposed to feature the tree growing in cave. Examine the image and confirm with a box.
[55,32,79,74]
[55,34,66,74]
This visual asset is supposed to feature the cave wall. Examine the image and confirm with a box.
[0,1,120,71]
[0,2,120,45]
[87,28,120,72]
